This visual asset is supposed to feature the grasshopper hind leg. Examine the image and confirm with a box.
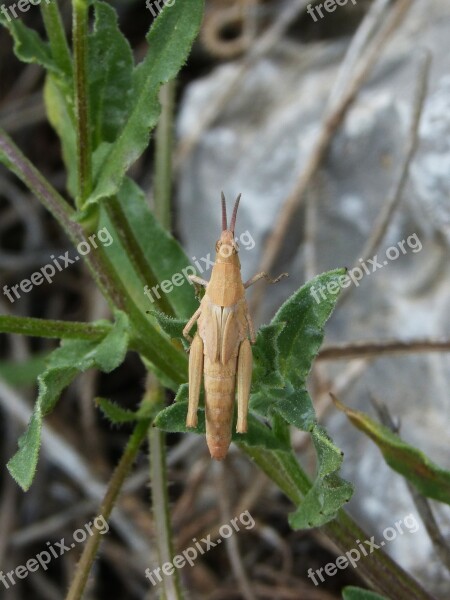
[186,333,204,428]
[236,338,252,433]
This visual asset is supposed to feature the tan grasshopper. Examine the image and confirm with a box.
[183,193,287,460]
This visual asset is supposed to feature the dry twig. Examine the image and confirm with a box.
[318,339,450,360]
[252,0,412,314]
[338,49,430,305]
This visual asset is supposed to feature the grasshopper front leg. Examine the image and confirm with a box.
[182,307,201,343]
[188,274,209,301]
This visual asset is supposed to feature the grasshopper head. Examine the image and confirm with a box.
[215,193,241,264]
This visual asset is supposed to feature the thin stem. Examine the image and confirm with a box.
[324,513,435,600]
[0,131,187,385]
[106,197,176,317]
[338,49,430,306]
[318,339,450,360]
[242,447,436,600]
[174,0,309,169]
[40,1,73,78]
[154,81,176,230]
[0,129,128,311]
[73,0,92,206]
[0,315,110,340]
[148,81,182,599]
[0,129,75,230]
[251,0,412,315]
[216,463,256,600]
[149,391,182,599]
[65,417,151,600]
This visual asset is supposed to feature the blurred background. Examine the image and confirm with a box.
[1,0,450,598]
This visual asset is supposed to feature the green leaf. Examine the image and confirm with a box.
[240,414,290,452]
[274,268,347,387]
[252,322,285,391]
[89,0,204,203]
[44,75,77,197]
[1,12,75,196]
[289,471,352,529]
[274,387,315,431]
[105,177,198,319]
[342,587,388,600]
[155,400,204,433]
[150,310,189,350]
[96,397,154,424]
[7,312,130,491]
[155,402,288,452]
[258,270,354,528]
[0,354,48,387]
[0,17,75,199]
[174,383,189,403]
[88,1,134,147]
[0,17,59,74]
[251,384,352,528]
[288,424,353,528]
[95,194,189,388]
[334,396,450,505]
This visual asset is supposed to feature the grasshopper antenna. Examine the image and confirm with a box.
[221,191,228,231]
[230,193,241,233]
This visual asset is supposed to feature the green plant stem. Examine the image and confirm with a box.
[0,132,187,386]
[106,197,176,317]
[65,417,151,600]
[324,513,435,600]
[0,129,75,230]
[148,81,182,599]
[244,446,435,600]
[0,130,112,303]
[40,1,72,77]
[0,315,111,340]
[73,0,92,206]
[149,395,182,599]
[154,81,176,230]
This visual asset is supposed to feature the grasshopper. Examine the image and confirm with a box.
[183,193,287,460]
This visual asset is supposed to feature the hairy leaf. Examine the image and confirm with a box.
[0,17,58,74]
[90,0,204,203]
[252,322,285,391]
[273,268,347,387]
[150,310,187,339]
[113,178,198,319]
[334,396,450,505]
[88,1,134,147]
[0,14,76,194]
[263,270,353,527]
[289,423,353,528]
[251,383,352,528]
[44,76,78,196]
[0,354,48,387]
[97,397,154,424]
[7,312,130,491]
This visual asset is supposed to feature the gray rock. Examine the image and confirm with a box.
[176,2,450,593]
